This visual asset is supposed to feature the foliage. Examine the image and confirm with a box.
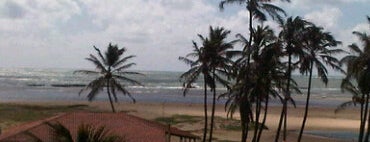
[0,103,88,130]
[154,114,202,125]
[339,16,370,142]
[179,26,235,142]
[75,43,143,112]
[26,122,122,142]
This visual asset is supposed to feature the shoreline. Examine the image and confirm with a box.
[0,100,360,142]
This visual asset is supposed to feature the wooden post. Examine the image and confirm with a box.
[166,124,171,142]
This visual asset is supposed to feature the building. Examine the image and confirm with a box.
[0,112,199,142]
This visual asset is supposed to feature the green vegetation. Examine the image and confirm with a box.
[339,16,370,142]
[180,1,362,141]
[27,122,122,142]
[220,119,267,131]
[154,114,202,125]
[0,103,89,130]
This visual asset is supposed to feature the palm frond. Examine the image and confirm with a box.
[112,55,136,68]
[113,63,137,72]
[86,55,107,72]
[94,46,107,65]
[79,77,105,101]
[334,101,356,113]
[77,123,121,142]
[113,75,143,86]
[179,56,196,66]
[348,44,363,54]
[219,0,244,10]
[117,71,145,76]
[110,81,118,102]
[45,122,74,142]
[111,79,136,103]
[262,3,287,21]
[181,68,201,96]
[74,70,99,75]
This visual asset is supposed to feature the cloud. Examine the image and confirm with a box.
[1,0,26,19]
[276,0,370,10]
[304,7,342,30]
[0,0,366,71]
[0,0,251,71]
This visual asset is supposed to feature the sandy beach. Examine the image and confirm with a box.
[0,100,360,142]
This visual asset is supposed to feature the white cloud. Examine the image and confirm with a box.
[0,0,251,71]
[304,7,342,30]
[0,0,367,71]
[276,0,370,10]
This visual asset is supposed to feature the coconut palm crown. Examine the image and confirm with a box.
[75,43,143,113]
[339,16,370,142]
[26,122,122,142]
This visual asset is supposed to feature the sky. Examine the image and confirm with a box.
[0,0,369,72]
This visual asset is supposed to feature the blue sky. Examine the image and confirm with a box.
[0,0,369,72]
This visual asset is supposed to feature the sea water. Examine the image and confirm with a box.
[0,68,352,107]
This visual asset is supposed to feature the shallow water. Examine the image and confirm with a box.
[305,131,358,141]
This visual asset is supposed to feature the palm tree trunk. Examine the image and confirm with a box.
[361,94,369,142]
[298,62,313,142]
[240,98,250,142]
[203,75,208,142]
[209,71,217,142]
[106,80,116,113]
[257,95,269,142]
[240,8,254,142]
[364,94,370,142]
[252,96,261,142]
[359,94,366,142]
[275,53,292,142]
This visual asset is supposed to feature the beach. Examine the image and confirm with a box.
[0,69,359,141]
[0,100,359,142]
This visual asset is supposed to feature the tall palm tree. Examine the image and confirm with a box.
[275,16,312,142]
[340,16,370,142]
[179,36,214,142]
[205,26,235,142]
[75,43,143,113]
[296,25,343,142]
[219,1,288,141]
[221,25,295,142]
[180,26,235,142]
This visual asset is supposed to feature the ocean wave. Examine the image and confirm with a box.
[51,84,86,87]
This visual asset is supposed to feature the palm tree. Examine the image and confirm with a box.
[75,43,143,113]
[206,26,235,142]
[296,25,343,142]
[219,0,288,80]
[26,122,122,142]
[249,27,288,142]
[180,26,235,142]
[221,25,294,142]
[219,1,288,141]
[275,16,312,141]
[179,36,213,142]
[340,16,370,142]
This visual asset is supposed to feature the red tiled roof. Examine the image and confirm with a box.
[0,112,198,142]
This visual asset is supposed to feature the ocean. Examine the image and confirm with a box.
[0,68,352,107]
